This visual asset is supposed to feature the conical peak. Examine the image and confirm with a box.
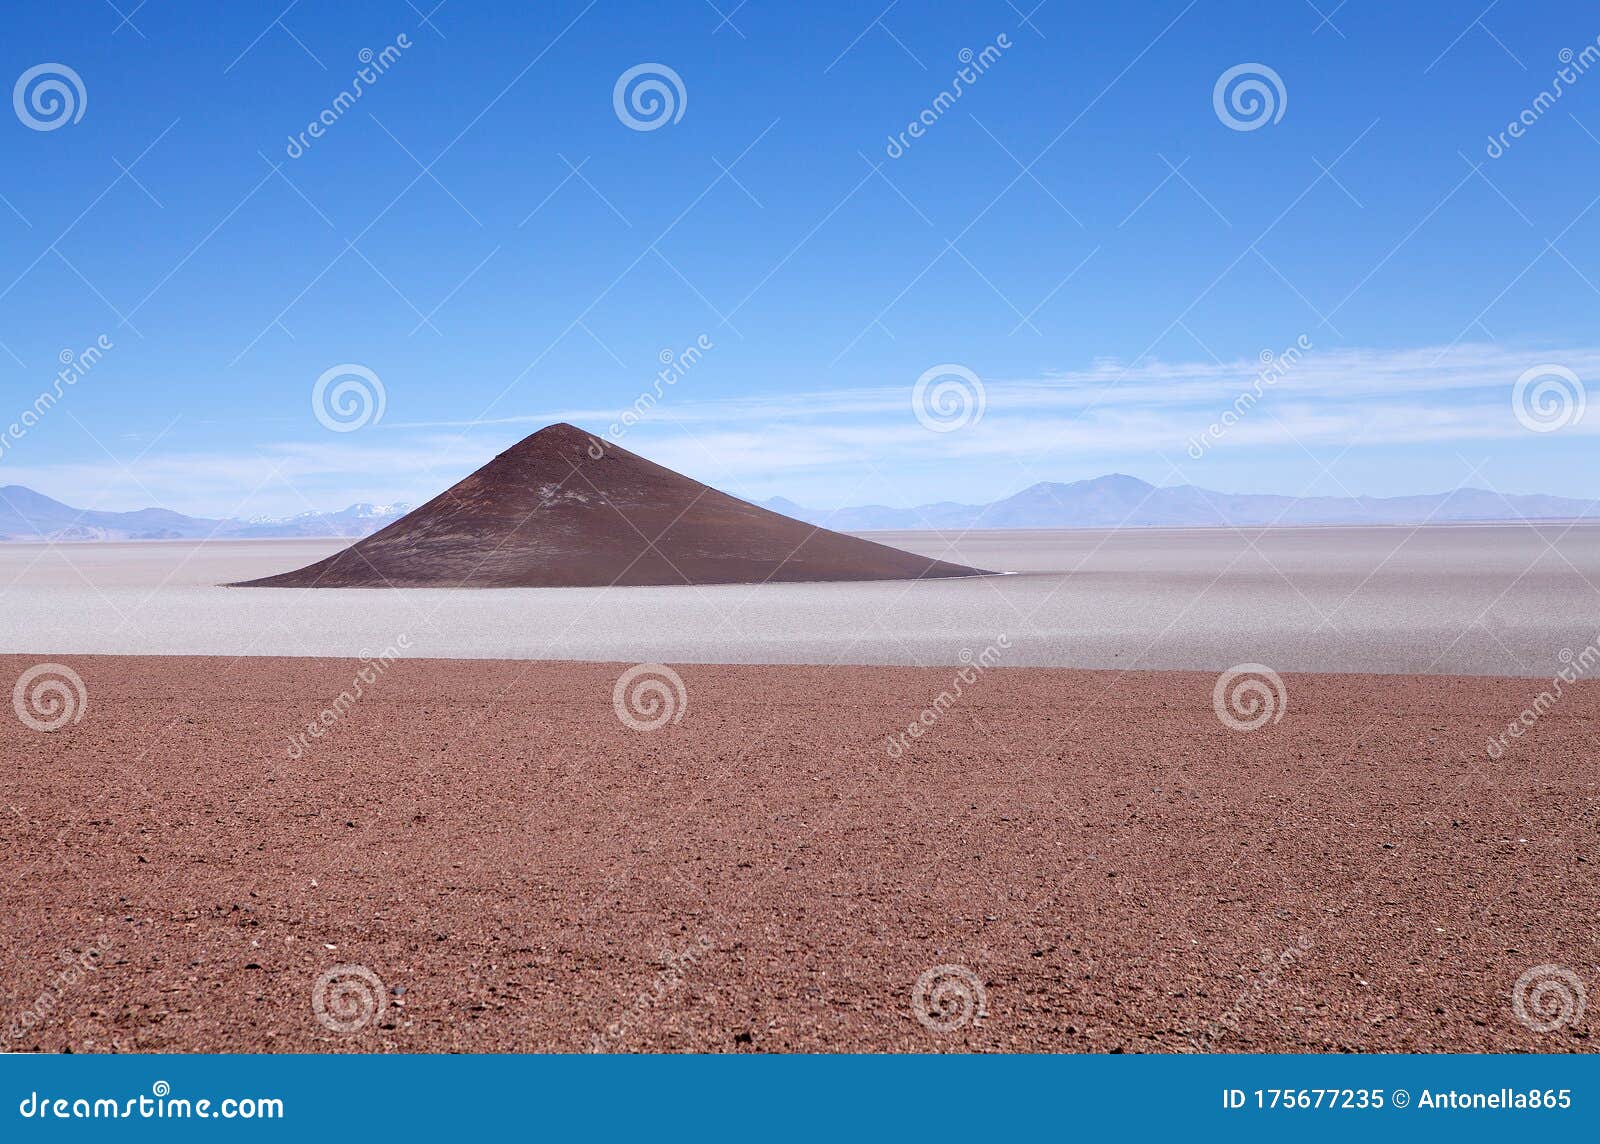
[499,421,595,455]
[233,422,991,588]
[492,424,655,475]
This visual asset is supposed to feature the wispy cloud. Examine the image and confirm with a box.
[3,344,1592,515]
[394,341,1600,429]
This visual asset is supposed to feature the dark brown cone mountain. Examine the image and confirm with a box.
[232,423,991,588]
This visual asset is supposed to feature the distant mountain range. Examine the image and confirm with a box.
[3,472,1596,543]
[0,485,409,542]
[761,474,1600,530]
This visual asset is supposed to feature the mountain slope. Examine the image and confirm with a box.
[232,423,990,588]
[0,485,407,541]
[0,484,230,540]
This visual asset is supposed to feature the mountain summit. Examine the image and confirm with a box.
[232,423,990,588]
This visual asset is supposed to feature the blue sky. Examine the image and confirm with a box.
[2,0,1599,517]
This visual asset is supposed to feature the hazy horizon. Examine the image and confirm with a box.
[6,452,1599,523]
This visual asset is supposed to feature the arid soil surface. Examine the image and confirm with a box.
[2,654,1595,1053]
[5,524,1599,676]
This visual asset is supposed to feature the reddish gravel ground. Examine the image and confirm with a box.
[1,654,1596,1053]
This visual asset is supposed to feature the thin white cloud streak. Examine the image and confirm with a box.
[388,342,1600,430]
[4,343,1594,514]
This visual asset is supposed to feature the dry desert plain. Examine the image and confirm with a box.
[5,522,1600,673]
[1,524,1598,1052]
